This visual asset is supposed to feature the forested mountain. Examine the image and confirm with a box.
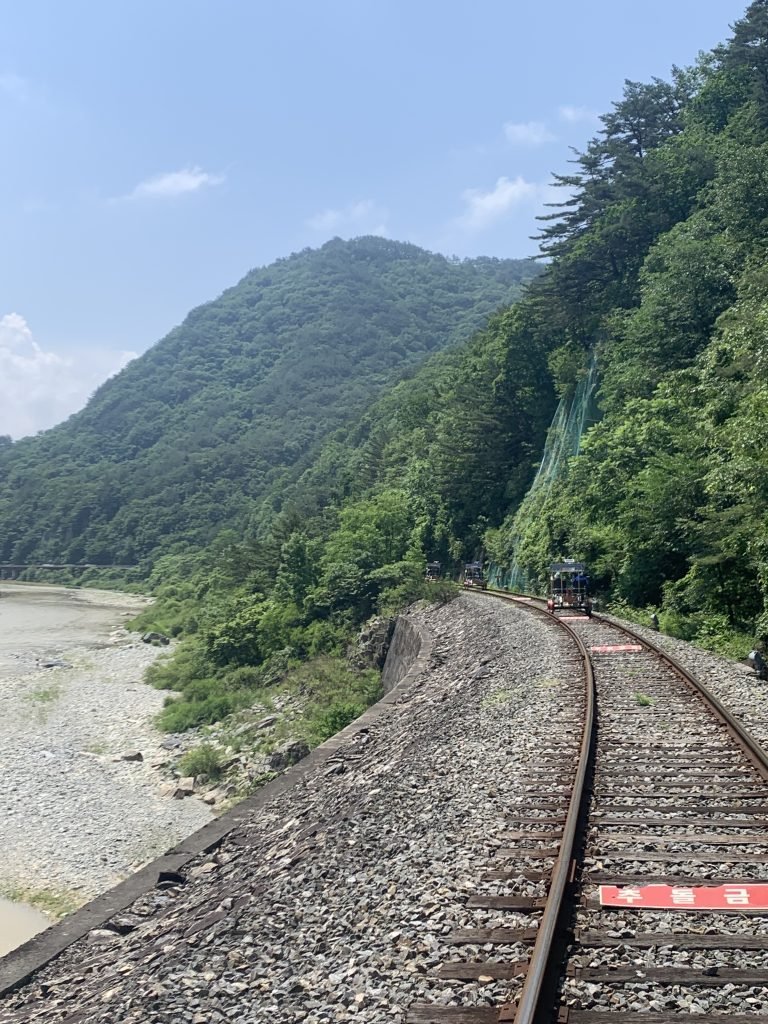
[0,237,539,564]
[139,0,768,736]
[488,0,768,651]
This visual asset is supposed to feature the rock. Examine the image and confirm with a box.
[347,615,395,670]
[87,929,121,945]
[202,793,218,805]
[257,715,278,730]
[39,659,71,669]
[172,777,196,798]
[141,632,170,646]
[268,739,310,770]
[119,751,143,762]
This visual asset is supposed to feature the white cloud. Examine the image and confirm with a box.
[307,199,389,236]
[457,176,548,231]
[0,313,136,439]
[559,105,600,124]
[503,120,556,146]
[124,166,225,201]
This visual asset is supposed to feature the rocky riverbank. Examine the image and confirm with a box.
[0,593,578,1022]
[0,585,212,931]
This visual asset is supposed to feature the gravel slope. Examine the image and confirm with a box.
[0,593,580,1024]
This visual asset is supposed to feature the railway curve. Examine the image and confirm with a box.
[427,591,768,1024]
[2,592,768,1023]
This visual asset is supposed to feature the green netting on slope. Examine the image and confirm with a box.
[488,356,598,593]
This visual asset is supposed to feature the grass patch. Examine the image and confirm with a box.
[634,692,653,706]
[1,884,82,920]
[83,740,108,755]
[482,690,512,708]
[25,683,62,704]
[177,743,223,781]
[285,656,382,747]
[536,676,560,689]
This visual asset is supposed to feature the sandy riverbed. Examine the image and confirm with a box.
[0,584,212,954]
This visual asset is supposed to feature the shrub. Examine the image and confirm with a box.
[158,693,239,731]
[221,665,265,691]
[308,699,364,744]
[177,743,223,781]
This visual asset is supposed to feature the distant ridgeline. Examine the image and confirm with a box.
[0,237,540,567]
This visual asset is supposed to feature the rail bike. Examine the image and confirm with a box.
[462,561,486,589]
[546,559,592,616]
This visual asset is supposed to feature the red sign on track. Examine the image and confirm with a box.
[600,883,768,910]
[590,644,643,654]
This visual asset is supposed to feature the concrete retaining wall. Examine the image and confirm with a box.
[380,615,423,693]
[0,613,431,996]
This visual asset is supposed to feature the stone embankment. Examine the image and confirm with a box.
[1,594,764,1023]
[1,593,578,1022]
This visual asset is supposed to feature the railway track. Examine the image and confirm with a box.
[407,593,768,1024]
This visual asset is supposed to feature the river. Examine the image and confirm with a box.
[0,583,212,959]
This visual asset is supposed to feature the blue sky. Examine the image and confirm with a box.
[0,0,749,437]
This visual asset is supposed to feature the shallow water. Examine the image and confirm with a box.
[0,583,137,673]
[0,897,49,956]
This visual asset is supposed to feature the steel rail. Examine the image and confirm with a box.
[482,588,768,1021]
[596,614,768,784]
[506,599,768,782]
[485,591,595,1024]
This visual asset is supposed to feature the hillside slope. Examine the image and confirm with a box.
[486,2,768,648]
[0,237,539,565]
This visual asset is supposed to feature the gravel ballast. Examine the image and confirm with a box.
[603,612,768,750]
[562,613,768,1018]
[4,595,767,1022]
[0,593,583,1024]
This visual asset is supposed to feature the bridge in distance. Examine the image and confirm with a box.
[0,564,135,580]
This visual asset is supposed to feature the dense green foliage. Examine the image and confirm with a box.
[133,296,556,729]
[490,2,768,649]
[0,237,539,565]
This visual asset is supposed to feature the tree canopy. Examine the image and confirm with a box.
[0,237,539,565]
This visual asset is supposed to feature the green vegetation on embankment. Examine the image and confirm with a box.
[486,2,768,652]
